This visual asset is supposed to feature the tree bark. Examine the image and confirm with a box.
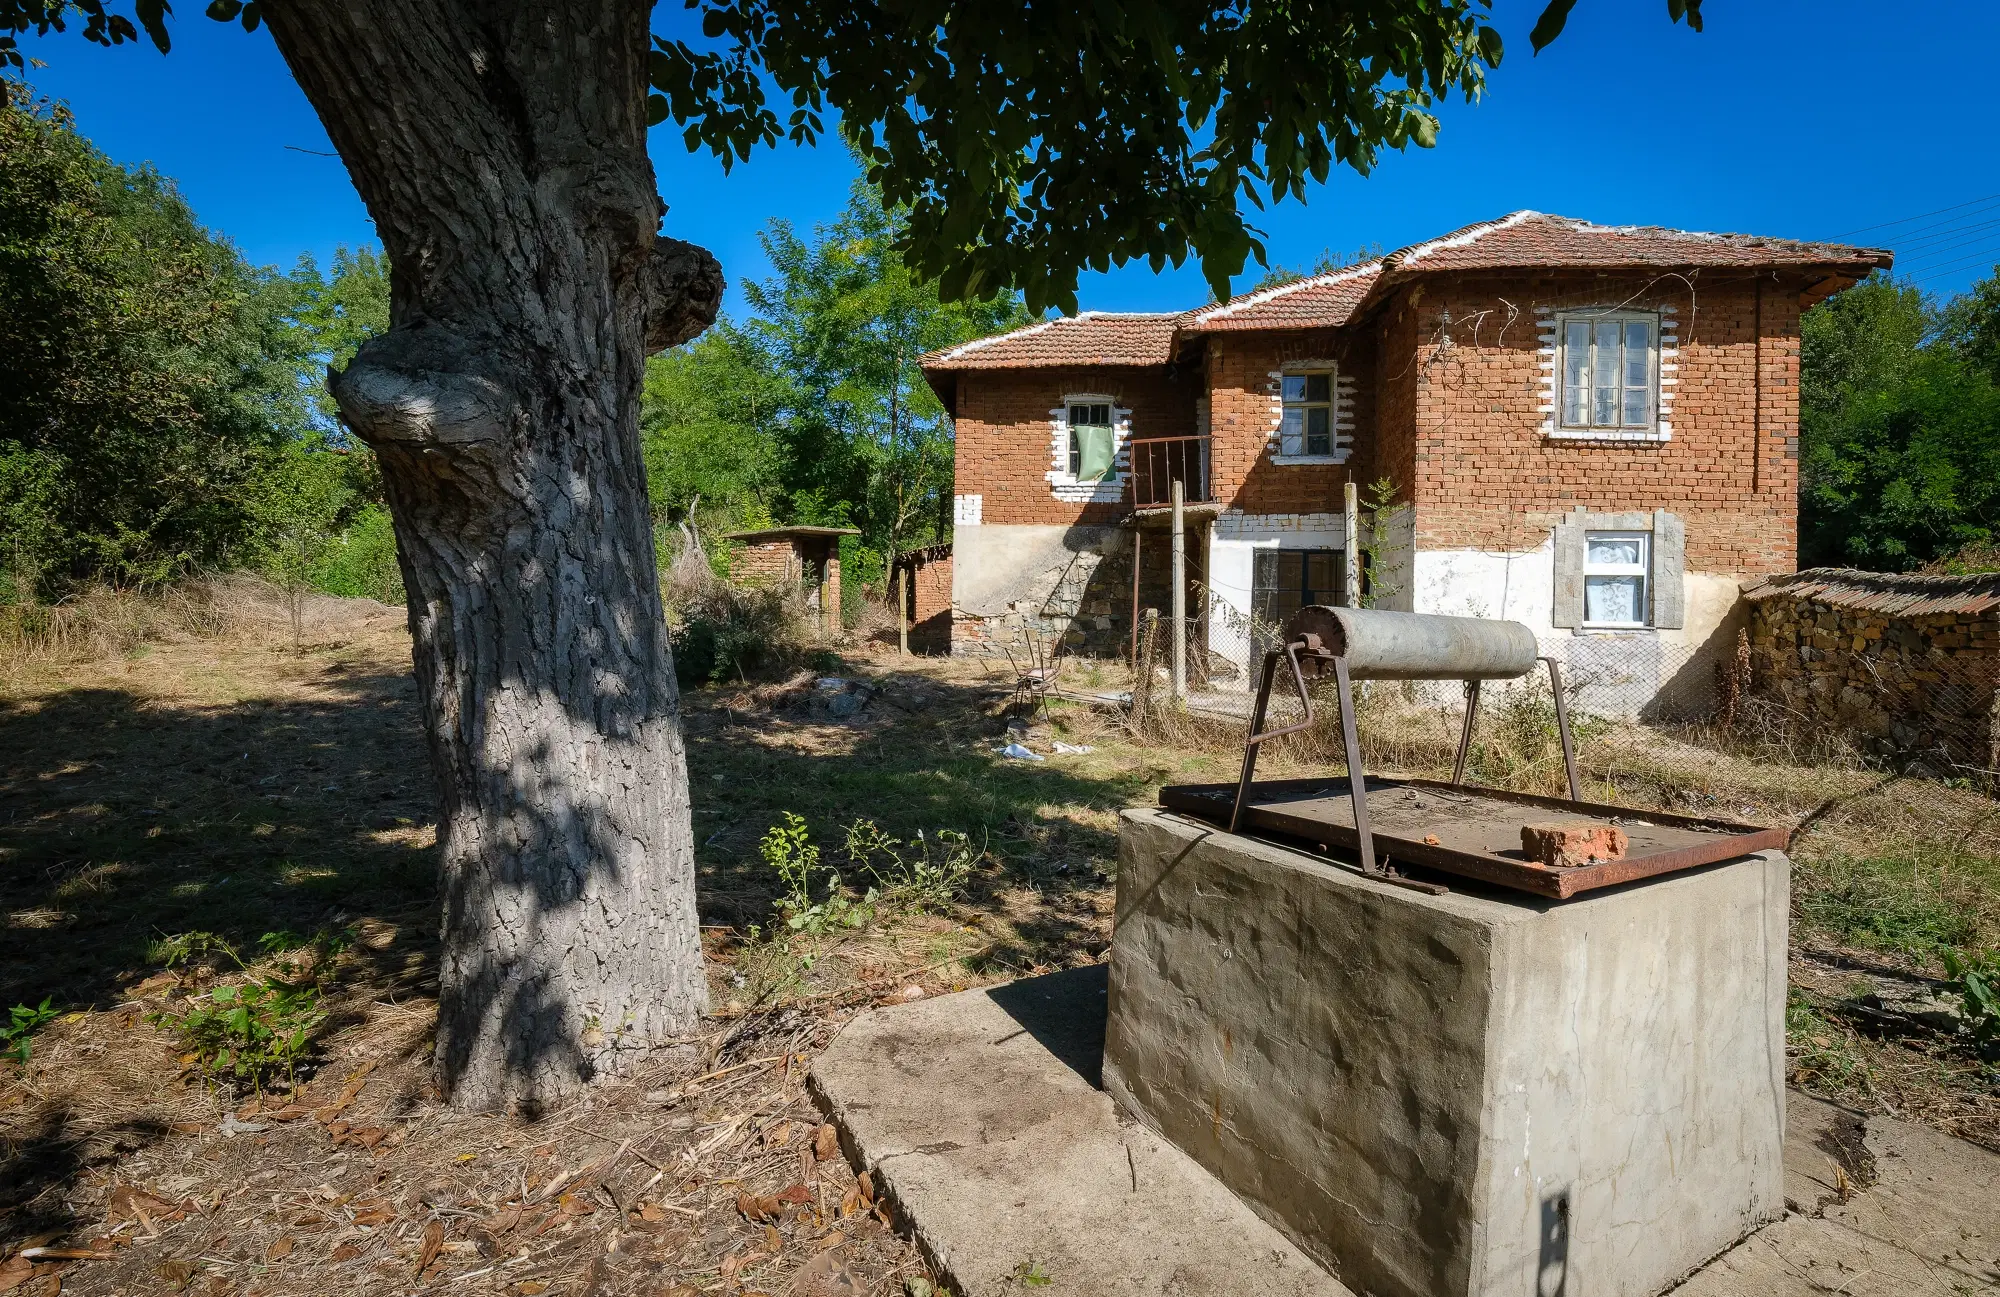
[261,0,723,1111]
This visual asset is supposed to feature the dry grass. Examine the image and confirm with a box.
[1,591,1997,1297]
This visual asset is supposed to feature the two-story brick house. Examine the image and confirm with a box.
[921,211,1890,713]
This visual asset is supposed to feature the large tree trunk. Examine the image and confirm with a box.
[262,1,723,1111]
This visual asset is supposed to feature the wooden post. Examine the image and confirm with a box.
[895,560,909,657]
[1130,527,1142,670]
[1343,479,1361,608]
[1171,478,1186,701]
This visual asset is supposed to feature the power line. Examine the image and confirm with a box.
[1908,249,2000,283]
[1835,191,2000,239]
[1897,229,2000,271]
[1893,214,2000,256]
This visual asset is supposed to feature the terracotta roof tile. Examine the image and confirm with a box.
[1178,262,1384,333]
[921,312,1178,370]
[1381,210,1892,275]
[1743,568,2000,618]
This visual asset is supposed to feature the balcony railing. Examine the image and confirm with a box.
[1128,436,1211,509]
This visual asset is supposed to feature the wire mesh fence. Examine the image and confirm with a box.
[1134,605,2000,811]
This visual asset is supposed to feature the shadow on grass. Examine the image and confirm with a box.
[0,668,441,1011]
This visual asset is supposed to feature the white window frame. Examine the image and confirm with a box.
[1277,367,1339,461]
[1581,530,1650,629]
[1046,394,1128,502]
[1556,310,1659,435]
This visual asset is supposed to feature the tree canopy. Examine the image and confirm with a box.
[0,89,391,598]
[1800,271,2000,571]
[642,181,1033,571]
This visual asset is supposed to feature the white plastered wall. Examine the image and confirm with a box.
[1411,537,1746,718]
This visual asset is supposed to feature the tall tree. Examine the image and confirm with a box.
[746,182,1033,605]
[1,0,1695,1109]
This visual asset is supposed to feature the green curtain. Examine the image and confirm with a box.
[1075,423,1114,482]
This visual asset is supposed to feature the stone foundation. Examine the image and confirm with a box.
[1103,807,1788,1297]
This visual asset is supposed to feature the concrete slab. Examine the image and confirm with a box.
[1678,1092,2000,1297]
[811,970,2000,1297]
[807,964,1349,1297]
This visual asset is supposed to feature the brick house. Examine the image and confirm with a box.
[921,211,1890,713]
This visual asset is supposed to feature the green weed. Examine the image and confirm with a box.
[844,818,976,913]
[153,977,325,1092]
[1786,991,1873,1095]
[761,812,874,935]
[2,997,60,1064]
[1941,948,2000,1053]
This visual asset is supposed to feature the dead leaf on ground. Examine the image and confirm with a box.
[763,1223,784,1252]
[485,1205,523,1234]
[855,1171,873,1206]
[264,1237,294,1261]
[763,1119,793,1147]
[555,1192,596,1216]
[350,1206,394,1228]
[330,1242,362,1263]
[812,1123,840,1162]
[737,1192,782,1223]
[155,1258,199,1291]
[779,1247,863,1297]
[415,1220,444,1275]
[773,1183,812,1205]
[513,1283,549,1296]
[0,1258,31,1295]
[106,1185,179,1224]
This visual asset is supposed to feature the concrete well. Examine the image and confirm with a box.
[1103,807,1789,1297]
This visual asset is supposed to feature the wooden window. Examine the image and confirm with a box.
[1066,401,1113,479]
[1559,313,1657,432]
[1252,549,1345,628]
[1279,371,1335,457]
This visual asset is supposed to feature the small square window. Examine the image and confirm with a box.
[1066,402,1113,479]
[1583,531,1649,627]
[1559,313,1657,433]
[1279,370,1336,457]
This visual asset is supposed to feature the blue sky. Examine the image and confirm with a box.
[17,2,1999,317]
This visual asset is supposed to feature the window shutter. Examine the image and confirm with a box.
[1551,512,1585,628]
[1652,509,1686,629]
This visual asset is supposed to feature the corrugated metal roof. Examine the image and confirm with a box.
[1743,568,2000,617]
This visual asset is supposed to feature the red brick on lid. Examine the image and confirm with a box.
[1522,822,1630,869]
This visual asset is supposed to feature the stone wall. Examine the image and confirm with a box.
[1746,580,2000,772]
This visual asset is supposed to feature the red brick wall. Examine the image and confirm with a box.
[1203,328,1383,514]
[952,366,1198,525]
[1386,273,1800,576]
[905,553,953,652]
[730,541,797,585]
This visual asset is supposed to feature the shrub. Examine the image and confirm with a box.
[663,534,824,685]
[311,505,404,605]
[154,978,325,1092]
[1942,948,2000,1053]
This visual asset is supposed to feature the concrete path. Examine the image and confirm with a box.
[810,966,2000,1297]
[808,965,1346,1297]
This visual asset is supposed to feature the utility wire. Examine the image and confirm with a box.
[1834,192,2000,239]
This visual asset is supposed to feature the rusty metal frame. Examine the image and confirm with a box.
[1219,629,1736,898]
[1170,776,1789,900]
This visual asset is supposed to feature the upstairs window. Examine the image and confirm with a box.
[1560,313,1657,433]
[1583,531,1650,627]
[1280,371,1335,457]
[1066,401,1114,481]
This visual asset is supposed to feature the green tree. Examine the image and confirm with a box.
[1,0,1691,1110]
[0,91,298,595]
[1801,272,2000,569]
[641,321,788,537]
[244,440,355,648]
[746,181,1034,625]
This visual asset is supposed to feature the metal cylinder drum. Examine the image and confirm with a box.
[1280,605,1538,680]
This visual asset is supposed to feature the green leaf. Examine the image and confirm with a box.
[1530,0,1578,52]
[133,0,171,53]
[204,0,240,20]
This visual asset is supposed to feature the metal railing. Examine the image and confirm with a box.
[1127,436,1210,508]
